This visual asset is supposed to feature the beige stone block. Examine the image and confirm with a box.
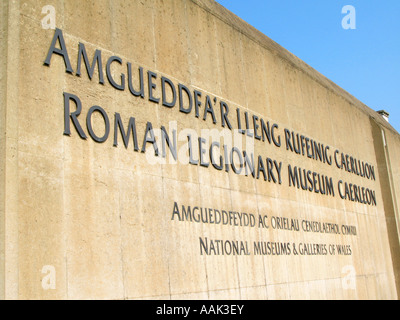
[356,214,383,276]
[20,0,63,27]
[282,67,307,133]
[240,286,267,300]
[288,281,310,299]
[208,288,241,300]
[171,291,209,300]
[227,168,257,195]
[365,275,380,300]
[203,253,240,293]
[131,294,171,300]
[153,0,190,83]
[350,109,375,158]
[17,151,66,299]
[266,283,290,300]
[229,191,266,288]
[297,73,321,138]
[0,1,9,300]
[328,93,357,153]
[118,171,170,299]
[255,197,291,286]
[375,273,397,300]
[307,280,328,300]
[241,38,269,115]
[63,163,125,299]
[214,19,246,107]
[64,0,112,49]
[1,0,399,301]
[186,1,220,94]
[310,82,335,145]
[301,205,346,281]
[109,0,156,68]
[351,276,368,299]
[324,278,344,300]
[197,164,230,191]
[385,130,400,236]
[195,185,241,292]
[163,178,210,296]
[18,17,64,158]
[263,53,289,125]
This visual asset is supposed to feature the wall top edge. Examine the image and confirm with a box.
[192,0,399,136]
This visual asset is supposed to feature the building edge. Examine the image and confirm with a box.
[193,0,400,137]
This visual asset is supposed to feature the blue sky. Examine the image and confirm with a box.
[215,0,400,134]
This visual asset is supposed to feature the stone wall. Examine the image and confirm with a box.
[0,0,399,299]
